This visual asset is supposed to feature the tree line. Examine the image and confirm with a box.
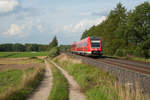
[0,43,48,52]
[81,2,150,58]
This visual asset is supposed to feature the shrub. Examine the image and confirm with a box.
[29,57,38,59]
[115,49,126,57]
[48,47,59,58]
[148,49,150,58]
[133,46,144,57]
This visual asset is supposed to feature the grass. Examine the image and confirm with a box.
[0,70,23,93]
[48,59,69,100]
[0,66,45,100]
[0,52,48,58]
[104,54,150,63]
[125,56,150,63]
[54,54,149,100]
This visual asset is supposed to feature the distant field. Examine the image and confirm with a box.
[0,52,48,58]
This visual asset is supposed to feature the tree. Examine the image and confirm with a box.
[48,36,58,50]
[0,43,48,52]
[48,36,59,58]
[13,43,25,52]
[126,2,150,57]
[101,3,127,55]
[126,2,149,43]
[0,44,13,51]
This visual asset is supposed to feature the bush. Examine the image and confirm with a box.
[48,47,59,58]
[115,49,126,57]
[148,49,150,58]
[29,56,38,59]
[133,46,149,58]
[133,46,143,57]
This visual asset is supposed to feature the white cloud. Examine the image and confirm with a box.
[2,18,44,37]
[3,24,24,36]
[60,16,107,33]
[0,0,19,13]
[36,24,44,32]
[3,22,32,37]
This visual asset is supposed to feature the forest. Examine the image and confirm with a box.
[81,2,150,58]
[0,43,48,52]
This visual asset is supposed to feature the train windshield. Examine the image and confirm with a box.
[91,39,101,48]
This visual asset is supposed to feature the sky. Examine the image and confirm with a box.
[0,0,149,45]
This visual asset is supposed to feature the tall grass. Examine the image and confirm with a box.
[54,54,149,100]
[114,83,150,100]
[48,59,69,100]
[0,66,45,100]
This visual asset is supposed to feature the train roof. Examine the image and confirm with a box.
[80,36,101,40]
[72,36,101,45]
[89,36,101,39]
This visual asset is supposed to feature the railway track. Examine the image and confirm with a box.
[67,53,150,75]
[96,58,150,75]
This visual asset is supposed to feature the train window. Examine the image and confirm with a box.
[91,40,100,48]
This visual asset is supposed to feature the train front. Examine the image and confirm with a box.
[89,37,103,56]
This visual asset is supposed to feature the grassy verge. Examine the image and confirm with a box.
[0,67,45,100]
[125,56,150,63]
[48,59,69,100]
[54,54,149,100]
[0,52,48,58]
[104,55,150,63]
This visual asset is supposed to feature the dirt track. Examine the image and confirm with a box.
[26,60,53,100]
[50,61,86,100]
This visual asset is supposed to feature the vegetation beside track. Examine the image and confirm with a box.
[104,55,150,63]
[0,64,45,100]
[0,52,48,58]
[125,56,150,63]
[47,59,69,100]
[54,54,148,100]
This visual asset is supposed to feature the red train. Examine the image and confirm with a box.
[71,37,103,56]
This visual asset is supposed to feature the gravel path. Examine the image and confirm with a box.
[50,61,86,100]
[26,60,53,100]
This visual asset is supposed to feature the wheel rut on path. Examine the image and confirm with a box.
[26,60,53,100]
[50,61,86,100]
